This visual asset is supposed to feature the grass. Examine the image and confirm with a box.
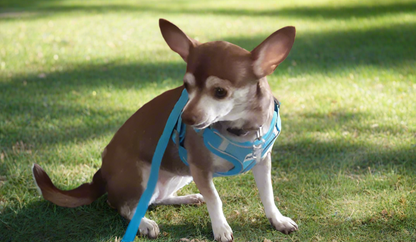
[0,0,415,241]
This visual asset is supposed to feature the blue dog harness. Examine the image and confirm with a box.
[122,89,281,241]
[172,91,281,177]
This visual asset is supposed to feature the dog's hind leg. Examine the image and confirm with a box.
[104,158,160,239]
[153,176,204,205]
[149,170,204,205]
[117,201,160,239]
[107,174,161,239]
[155,193,204,205]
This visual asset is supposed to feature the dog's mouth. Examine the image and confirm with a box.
[193,117,218,130]
[193,122,211,130]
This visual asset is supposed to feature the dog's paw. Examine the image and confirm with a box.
[268,215,298,234]
[213,223,233,242]
[139,217,160,239]
[187,193,204,205]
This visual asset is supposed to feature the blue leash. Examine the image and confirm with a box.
[121,89,189,242]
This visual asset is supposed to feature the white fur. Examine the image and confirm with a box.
[140,163,193,205]
[253,45,267,77]
[204,76,223,89]
[184,72,195,87]
[219,86,251,122]
[133,163,199,238]
[194,94,233,128]
[185,76,253,129]
[252,154,298,233]
[211,213,233,242]
[188,152,234,242]
[199,184,233,242]
[120,205,160,238]
[211,152,235,174]
[139,217,160,238]
[120,204,136,220]
[31,164,43,196]
[183,73,196,111]
[205,76,253,122]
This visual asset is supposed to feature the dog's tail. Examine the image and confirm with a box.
[32,164,106,208]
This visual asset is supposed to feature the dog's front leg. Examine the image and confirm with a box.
[190,164,233,242]
[252,153,298,234]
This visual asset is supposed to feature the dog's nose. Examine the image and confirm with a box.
[181,112,197,125]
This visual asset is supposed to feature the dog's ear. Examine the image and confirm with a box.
[159,19,198,62]
[251,26,296,78]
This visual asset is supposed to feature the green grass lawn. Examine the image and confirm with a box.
[1,0,415,241]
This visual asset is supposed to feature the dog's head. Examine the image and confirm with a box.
[159,19,295,130]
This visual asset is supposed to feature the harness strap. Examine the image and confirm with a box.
[202,110,279,176]
[122,89,189,242]
[173,91,281,177]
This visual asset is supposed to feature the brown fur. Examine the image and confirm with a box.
[32,164,105,207]
[187,41,258,87]
[33,87,190,213]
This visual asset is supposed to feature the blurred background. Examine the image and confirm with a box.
[0,0,415,241]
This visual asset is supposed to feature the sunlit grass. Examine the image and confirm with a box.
[1,0,415,241]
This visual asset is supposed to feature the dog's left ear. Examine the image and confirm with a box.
[251,26,296,78]
[159,19,198,63]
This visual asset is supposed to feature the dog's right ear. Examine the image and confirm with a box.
[159,19,198,63]
[251,26,296,78]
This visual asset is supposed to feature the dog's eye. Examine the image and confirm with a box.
[214,87,227,99]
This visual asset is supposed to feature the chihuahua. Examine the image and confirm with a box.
[32,19,297,241]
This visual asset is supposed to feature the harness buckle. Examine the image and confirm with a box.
[256,126,264,141]
[253,126,265,163]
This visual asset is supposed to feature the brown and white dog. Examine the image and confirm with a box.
[32,19,297,241]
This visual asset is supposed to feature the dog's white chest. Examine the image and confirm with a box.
[211,152,235,173]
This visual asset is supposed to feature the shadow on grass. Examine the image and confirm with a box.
[0,0,416,19]
[0,194,261,242]
[273,137,416,172]
[0,197,127,242]
[271,108,415,172]
[0,20,414,163]
[227,21,416,75]
[1,0,416,21]
[0,61,186,150]
[0,196,209,242]
[196,2,416,19]
[299,215,416,241]
[2,194,415,241]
